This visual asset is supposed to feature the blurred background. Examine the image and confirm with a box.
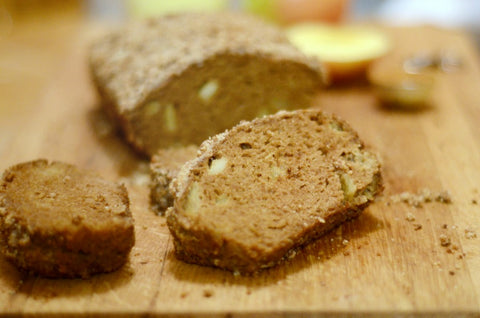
[0,0,479,129]
[1,0,479,42]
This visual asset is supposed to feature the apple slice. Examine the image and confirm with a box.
[285,23,391,83]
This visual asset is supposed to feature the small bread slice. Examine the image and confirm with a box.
[0,160,135,278]
[150,145,198,215]
[167,109,382,273]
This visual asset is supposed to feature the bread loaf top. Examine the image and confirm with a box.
[89,12,323,113]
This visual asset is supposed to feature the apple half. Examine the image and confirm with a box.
[285,23,391,83]
[368,58,435,110]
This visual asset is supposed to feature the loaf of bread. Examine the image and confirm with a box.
[0,160,135,278]
[167,109,382,273]
[89,12,325,157]
[150,145,198,215]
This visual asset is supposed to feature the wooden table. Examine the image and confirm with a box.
[1,8,480,317]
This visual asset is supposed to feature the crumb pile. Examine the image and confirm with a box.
[389,188,452,208]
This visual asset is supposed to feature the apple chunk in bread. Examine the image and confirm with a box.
[286,23,391,83]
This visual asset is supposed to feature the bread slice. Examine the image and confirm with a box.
[0,160,135,278]
[150,145,198,215]
[167,109,382,273]
[89,12,324,156]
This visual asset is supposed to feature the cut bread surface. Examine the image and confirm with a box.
[167,109,382,273]
[0,159,135,278]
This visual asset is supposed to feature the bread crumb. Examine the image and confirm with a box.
[439,234,451,247]
[465,228,477,239]
[405,212,416,222]
[449,270,455,276]
[391,192,423,207]
[413,224,422,231]
[436,191,452,203]
[203,289,214,298]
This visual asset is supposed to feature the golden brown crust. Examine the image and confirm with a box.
[167,109,382,274]
[89,12,325,156]
[0,159,135,278]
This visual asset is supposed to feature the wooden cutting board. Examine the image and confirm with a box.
[1,21,480,317]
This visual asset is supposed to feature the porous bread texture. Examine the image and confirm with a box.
[89,11,325,156]
[167,109,382,274]
[150,145,198,215]
[0,159,135,278]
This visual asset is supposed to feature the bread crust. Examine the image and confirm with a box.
[0,160,135,278]
[167,109,382,273]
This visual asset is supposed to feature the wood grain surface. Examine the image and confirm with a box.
[1,10,480,317]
